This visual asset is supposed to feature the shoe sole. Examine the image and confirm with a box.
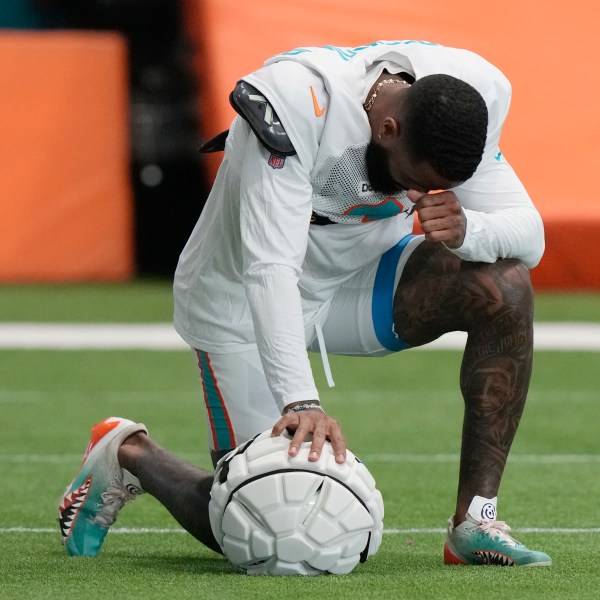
[444,542,552,567]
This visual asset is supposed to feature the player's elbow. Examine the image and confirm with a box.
[523,212,545,269]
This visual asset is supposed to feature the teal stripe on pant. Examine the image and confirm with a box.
[196,350,235,451]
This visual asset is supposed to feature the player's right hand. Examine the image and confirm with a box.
[408,188,467,249]
[271,408,347,464]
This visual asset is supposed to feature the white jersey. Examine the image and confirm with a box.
[174,41,544,412]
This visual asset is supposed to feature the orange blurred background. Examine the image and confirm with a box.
[0,31,133,281]
[1,1,599,287]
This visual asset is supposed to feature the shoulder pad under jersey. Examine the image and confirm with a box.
[229,80,296,157]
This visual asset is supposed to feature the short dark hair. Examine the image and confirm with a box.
[402,74,488,182]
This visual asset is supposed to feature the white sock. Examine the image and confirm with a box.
[467,495,497,521]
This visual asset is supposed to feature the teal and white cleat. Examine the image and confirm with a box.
[58,417,147,557]
[444,497,552,566]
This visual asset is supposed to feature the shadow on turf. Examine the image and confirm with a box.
[100,552,238,575]
[97,546,443,576]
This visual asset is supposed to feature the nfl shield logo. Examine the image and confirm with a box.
[268,154,286,169]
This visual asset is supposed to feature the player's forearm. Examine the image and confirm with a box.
[448,207,544,268]
[243,266,319,413]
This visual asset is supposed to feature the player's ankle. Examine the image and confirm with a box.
[117,431,147,472]
[452,513,465,527]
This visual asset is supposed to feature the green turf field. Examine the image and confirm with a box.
[1,283,599,599]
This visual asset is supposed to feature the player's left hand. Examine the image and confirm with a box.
[408,189,466,249]
[272,408,347,464]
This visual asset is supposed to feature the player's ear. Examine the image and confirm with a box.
[378,117,400,144]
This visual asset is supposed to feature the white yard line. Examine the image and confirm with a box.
[0,323,187,350]
[2,452,599,465]
[0,322,599,350]
[362,453,600,464]
[1,526,599,535]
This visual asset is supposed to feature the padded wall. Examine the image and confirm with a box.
[0,31,133,281]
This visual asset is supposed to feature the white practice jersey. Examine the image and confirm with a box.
[174,41,545,412]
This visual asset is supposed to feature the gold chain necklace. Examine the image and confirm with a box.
[363,78,410,112]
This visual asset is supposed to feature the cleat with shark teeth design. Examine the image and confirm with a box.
[444,498,552,567]
[57,417,147,557]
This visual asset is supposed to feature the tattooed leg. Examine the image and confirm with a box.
[393,241,534,524]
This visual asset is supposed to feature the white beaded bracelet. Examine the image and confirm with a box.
[283,402,325,415]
